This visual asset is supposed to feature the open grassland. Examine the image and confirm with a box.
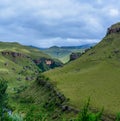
[44,33,120,115]
[45,60,120,114]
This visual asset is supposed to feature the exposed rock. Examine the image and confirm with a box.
[61,105,69,112]
[45,60,52,65]
[1,51,27,58]
[70,52,82,61]
[34,58,53,65]
[34,59,41,65]
[107,27,120,35]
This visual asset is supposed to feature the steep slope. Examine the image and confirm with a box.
[44,23,120,115]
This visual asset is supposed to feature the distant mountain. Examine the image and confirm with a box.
[40,43,96,63]
[61,43,96,49]
[45,22,120,115]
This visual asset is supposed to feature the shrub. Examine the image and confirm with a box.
[116,113,120,121]
[70,98,103,121]
[0,78,8,120]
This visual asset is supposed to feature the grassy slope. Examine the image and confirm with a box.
[0,58,39,117]
[0,41,52,95]
[0,41,66,120]
[44,32,120,115]
[0,42,53,113]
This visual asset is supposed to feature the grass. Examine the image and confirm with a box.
[44,33,120,115]
[0,41,51,59]
[1,23,120,120]
[42,46,85,63]
[0,42,42,115]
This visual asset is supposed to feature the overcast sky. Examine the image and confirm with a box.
[0,0,120,47]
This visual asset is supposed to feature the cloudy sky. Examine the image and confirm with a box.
[0,0,120,47]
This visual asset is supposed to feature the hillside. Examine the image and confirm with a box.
[41,44,96,63]
[0,42,63,72]
[44,22,120,115]
[0,44,40,118]
[0,42,50,59]
[0,41,64,120]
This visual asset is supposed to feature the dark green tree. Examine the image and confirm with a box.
[0,78,8,120]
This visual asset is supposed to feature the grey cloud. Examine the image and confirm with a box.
[0,0,120,47]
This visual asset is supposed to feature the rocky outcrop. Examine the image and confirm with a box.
[107,27,120,35]
[1,51,27,58]
[34,58,63,72]
[70,52,82,61]
[34,58,53,66]
[1,51,62,72]
[45,60,52,65]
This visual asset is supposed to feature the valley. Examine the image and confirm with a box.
[0,23,120,121]
[40,44,96,63]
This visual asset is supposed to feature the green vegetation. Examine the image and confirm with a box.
[0,78,8,120]
[10,74,104,121]
[44,29,120,115]
[0,42,50,59]
[0,41,62,72]
[41,45,93,63]
[71,99,103,121]
[1,23,120,120]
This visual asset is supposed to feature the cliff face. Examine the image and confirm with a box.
[34,58,63,72]
[70,52,82,61]
[1,51,27,58]
[107,27,120,35]
[107,22,120,35]
[1,51,62,72]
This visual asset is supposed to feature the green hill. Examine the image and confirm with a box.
[41,44,95,63]
[0,42,50,59]
[44,22,120,115]
[0,42,63,72]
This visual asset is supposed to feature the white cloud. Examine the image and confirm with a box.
[109,8,119,17]
[0,0,120,47]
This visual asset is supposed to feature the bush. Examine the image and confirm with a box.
[116,113,120,121]
[70,98,103,121]
[24,106,48,121]
[0,78,8,120]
